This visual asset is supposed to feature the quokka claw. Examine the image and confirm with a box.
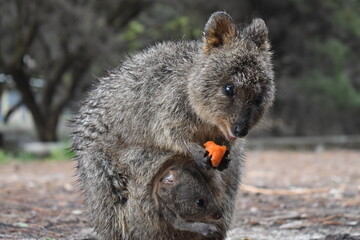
[203,150,209,157]
[194,152,213,171]
[215,150,230,171]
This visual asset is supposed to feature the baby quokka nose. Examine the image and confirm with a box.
[234,125,248,138]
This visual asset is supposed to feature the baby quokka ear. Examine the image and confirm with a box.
[203,11,238,54]
[160,170,177,185]
[242,18,270,51]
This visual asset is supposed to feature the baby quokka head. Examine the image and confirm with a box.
[156,166,222,222]
[188,11,275,140]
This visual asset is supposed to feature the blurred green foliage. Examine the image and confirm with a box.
[0,150,13,163]
[302,39,360,110]
[0,150,36,163]
[122,14,202,52]
[45,146,75,161]
[164,16,202,38]
[122,20,145,50]
[0,143,74,163]
[334,3,360,38]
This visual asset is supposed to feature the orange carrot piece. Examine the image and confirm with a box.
[204,141,227,167]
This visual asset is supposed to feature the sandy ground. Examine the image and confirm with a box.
[0,150,360,240]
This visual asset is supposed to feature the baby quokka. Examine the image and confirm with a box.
[154,164,223,237]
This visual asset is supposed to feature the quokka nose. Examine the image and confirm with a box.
[234,125,248,138]
[212,211,222,220]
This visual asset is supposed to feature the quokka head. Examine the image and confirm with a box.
[188,11,275,140]
[155,165,222,222]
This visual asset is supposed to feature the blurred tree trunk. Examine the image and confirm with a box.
[3,50,91,142]
[0,0,151,142]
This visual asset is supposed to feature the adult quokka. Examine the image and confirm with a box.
[72,11,274,171]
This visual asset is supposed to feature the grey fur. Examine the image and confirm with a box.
[72,11,273,240]
[72,11,274,169]
[154,162,222,237]
[74,142,243,240]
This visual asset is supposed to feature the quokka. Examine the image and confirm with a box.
[72,11,274,170]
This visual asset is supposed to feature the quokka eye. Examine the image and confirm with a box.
[224,84,235,97]
[255,94,264,106]
[196,199,206,207]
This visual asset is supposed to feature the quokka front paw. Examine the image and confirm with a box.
[215,150,230,171]
[193,151,213,171]
[202,149,230,171]
[189,144,218,171]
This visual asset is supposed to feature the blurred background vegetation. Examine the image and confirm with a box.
[0,0,359,157]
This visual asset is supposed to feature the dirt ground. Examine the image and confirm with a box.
[0,150,360,240]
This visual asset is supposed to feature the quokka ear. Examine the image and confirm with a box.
[203,11,237,54]
[243,18,270,51]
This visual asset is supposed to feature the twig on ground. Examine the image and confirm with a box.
[240,184,329,195]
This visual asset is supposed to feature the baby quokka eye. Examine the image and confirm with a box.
[196,198,206,207]
[224,84,235,97]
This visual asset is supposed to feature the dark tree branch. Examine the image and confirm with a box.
[42,55,73,113]
[11,19,40,67]
[37,31,52,65]
[41,33,73,114]
[106,0,152,30]
[43,58,91,141]
[5,66,45,130]
[0,26,5,67]
[52,58,91,119]
[4,100,23,123]
[0,51,4,68]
